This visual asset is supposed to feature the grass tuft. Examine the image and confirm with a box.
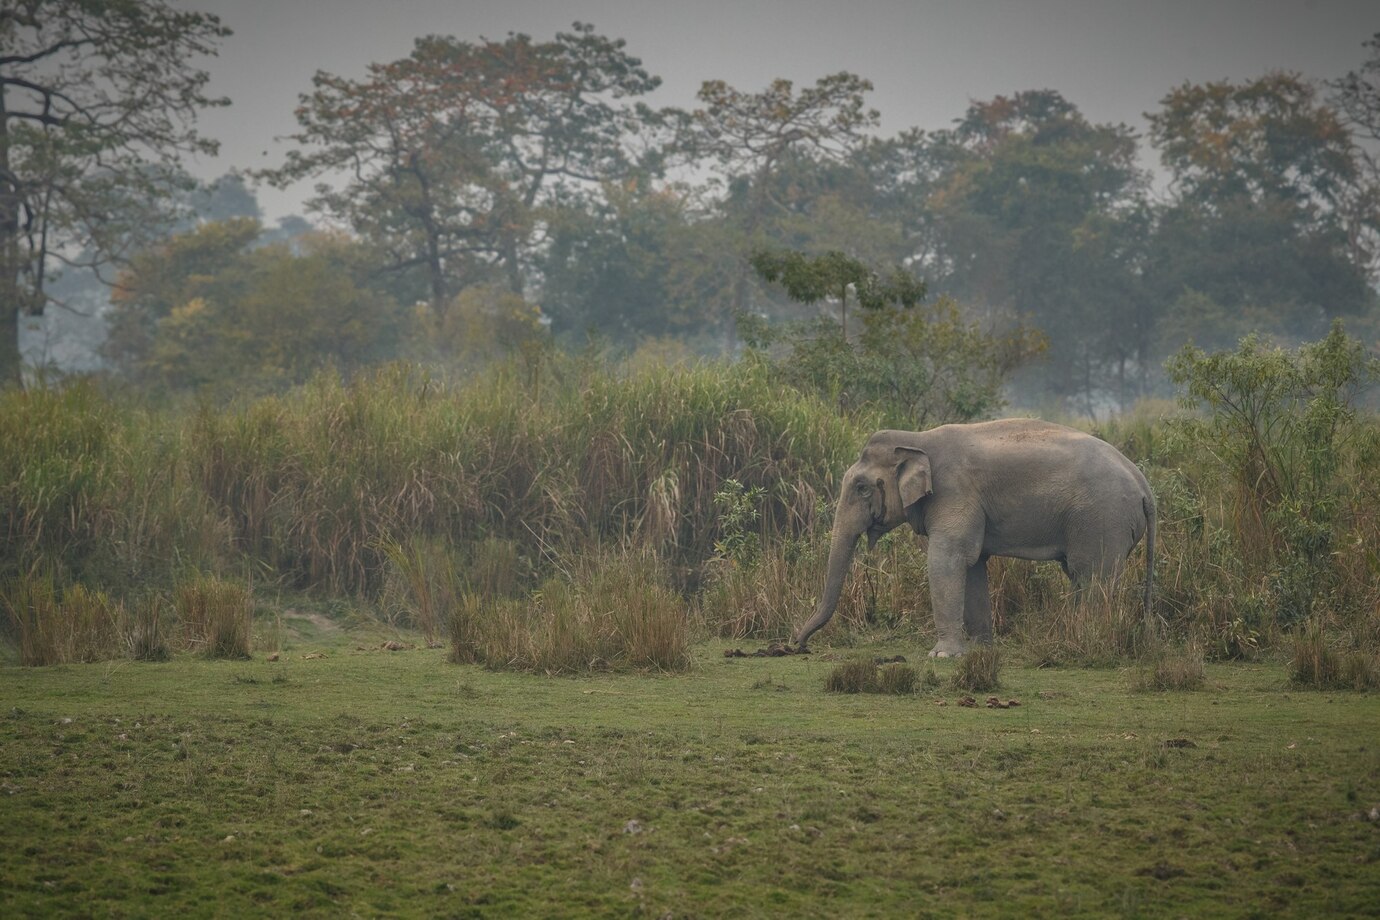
[125,595,171,662]
[2,575,123,665]
[824,658,878,693]
[1291,620,1380,690]
[1131,643,1206,691]
[175,576,252,659]
[950,645,1001,693]
[876,663,918,695]
[824,659,918,695]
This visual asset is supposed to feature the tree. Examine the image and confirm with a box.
[1328,32,1380,281]
[0,0,230,385]
[674,73,880,342]
[748,247,924,341]
[746,248,1044,426]
[107,220,405,392]
[1147,73,1378,348]
[264,23,660,312]
[901,91,1150,411]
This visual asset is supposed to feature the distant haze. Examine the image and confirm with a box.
[175,0,1378,221]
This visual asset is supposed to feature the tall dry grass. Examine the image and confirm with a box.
[436,553,691,674]
[2,575,123,665]
[175,575,253,659]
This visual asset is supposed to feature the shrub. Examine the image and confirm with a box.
[1167,323,1380,628]
[176,576,252,659]
[951,645,1001,693]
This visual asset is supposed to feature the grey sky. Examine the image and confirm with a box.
[176,0,1379,221]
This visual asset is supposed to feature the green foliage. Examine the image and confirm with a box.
[745,292,1044,429]
[749,248,925,339]
[0,0,231,383]
[895,90,1152,410]
[1147,73,1377,349]
[1166,322,1380,625]
[711,479,765,566]
[263,24,660,307]
[107,223,407,393]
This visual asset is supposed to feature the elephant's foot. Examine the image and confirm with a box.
[928,641,969,659]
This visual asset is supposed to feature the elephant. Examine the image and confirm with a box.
[793,419,1156,657]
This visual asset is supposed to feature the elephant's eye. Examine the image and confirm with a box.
[854,480,871,495]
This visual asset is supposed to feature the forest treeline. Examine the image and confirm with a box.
[4,8,1380,412]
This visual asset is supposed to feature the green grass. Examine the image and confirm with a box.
[3,627,1378,917]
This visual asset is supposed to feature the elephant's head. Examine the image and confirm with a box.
[794,432,932,649]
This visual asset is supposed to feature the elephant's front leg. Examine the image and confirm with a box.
[964,559,993,645]
[927,541,972,658]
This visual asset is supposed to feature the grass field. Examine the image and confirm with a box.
[3,617,1378,918]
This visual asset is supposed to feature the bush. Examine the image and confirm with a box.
[950,645,1001,693]
[175,576,252,659]
[1167,323,1380,628]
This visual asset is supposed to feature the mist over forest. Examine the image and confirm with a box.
[5,8,1378,416]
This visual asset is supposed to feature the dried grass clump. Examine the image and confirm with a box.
[2,575,123,665]
[1291,620,1380,690]
[823,659,918,695]
[1009,575,1152,668]
[125,595,171,662]
[950,645,1001,693]
[176,576,252,659]
[446,553,691,675]
[824,658,879,694]
[1131,643,1206,692]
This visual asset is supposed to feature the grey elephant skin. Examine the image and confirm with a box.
[794,419,1156,657]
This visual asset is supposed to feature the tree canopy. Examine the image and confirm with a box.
[0,0,230,384]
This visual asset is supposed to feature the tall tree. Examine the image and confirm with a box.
[903,90,1150,410]
[674,73,879,342]
[264,23,660,311]
[1328,32,1380,282]
[1147,73,1378,347]
[0,0,230,385]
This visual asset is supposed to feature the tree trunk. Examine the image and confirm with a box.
[0,303,20,388]
[0,94,26,388]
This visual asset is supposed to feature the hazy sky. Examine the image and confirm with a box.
[175,0,1379,221]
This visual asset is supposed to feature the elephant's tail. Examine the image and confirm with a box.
[1142,492,1156,624]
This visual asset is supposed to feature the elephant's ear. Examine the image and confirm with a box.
[894,446,932,507]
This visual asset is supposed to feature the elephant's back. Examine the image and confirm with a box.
[927,418,1148,497]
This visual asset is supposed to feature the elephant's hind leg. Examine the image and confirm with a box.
[964,559,993,645]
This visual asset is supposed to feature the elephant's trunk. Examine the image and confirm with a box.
[794,522,861,650]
